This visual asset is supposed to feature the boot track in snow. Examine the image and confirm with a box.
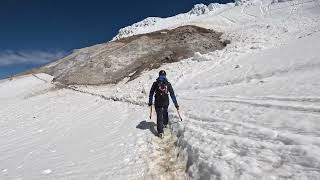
[146,127,187,180]
[33,74,189,179]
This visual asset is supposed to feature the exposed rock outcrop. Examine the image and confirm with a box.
[31,25,228,85]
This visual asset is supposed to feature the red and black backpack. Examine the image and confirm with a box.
[156,80,168,98]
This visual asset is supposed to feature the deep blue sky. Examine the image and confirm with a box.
[0,0,232,79]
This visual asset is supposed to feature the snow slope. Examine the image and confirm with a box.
[77,0,320,179]
[1,0,320,179]
[112,3,234,40]
[0,74,149,179]
[173,30,320,180]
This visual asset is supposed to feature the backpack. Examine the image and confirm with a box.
[156,80,168,98]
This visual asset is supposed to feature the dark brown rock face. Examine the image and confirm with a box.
[32,25,227,85]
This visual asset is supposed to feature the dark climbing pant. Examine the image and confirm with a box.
[155,106,169,134]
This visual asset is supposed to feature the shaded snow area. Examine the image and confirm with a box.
[2,0,320,179]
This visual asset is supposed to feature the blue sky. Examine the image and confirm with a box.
[0,0,232,79]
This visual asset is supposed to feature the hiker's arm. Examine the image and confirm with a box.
[168,83,179,108]
[148,82,156,106]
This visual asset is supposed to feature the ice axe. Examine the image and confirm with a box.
[176,108,183,121]
[149,105,153,120]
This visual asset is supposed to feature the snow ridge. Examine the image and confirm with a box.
[112,3,234,40]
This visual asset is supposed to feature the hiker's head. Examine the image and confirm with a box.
[158,70,167,81]
[159,70,166,77]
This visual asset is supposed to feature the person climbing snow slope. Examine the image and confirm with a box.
[148,70,179,138]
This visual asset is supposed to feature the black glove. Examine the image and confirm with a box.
[148,103,152,106]
[176,106,179,110]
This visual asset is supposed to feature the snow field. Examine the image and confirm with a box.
[0,75,149,179]
[1,0,320,179]
[77,1,320,179]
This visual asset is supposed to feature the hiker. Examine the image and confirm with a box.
[148,70,179,138]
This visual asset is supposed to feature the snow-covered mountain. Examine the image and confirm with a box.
[1,0,320,179]
[112,3,234,40]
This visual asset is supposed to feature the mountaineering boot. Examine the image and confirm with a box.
[158,133,164,139]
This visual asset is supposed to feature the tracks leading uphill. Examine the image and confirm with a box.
[31,73,189,179]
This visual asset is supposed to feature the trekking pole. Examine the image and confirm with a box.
[176,108,183,121]
[149,105,153,120]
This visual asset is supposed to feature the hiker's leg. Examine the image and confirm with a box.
[155,107,164,134]
[163,106,169,126]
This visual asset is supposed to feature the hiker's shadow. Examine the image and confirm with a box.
[136,120,157,136]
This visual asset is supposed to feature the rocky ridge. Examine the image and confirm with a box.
[30,25,228,85]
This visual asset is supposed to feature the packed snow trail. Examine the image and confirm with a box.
[145,127,187,180]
